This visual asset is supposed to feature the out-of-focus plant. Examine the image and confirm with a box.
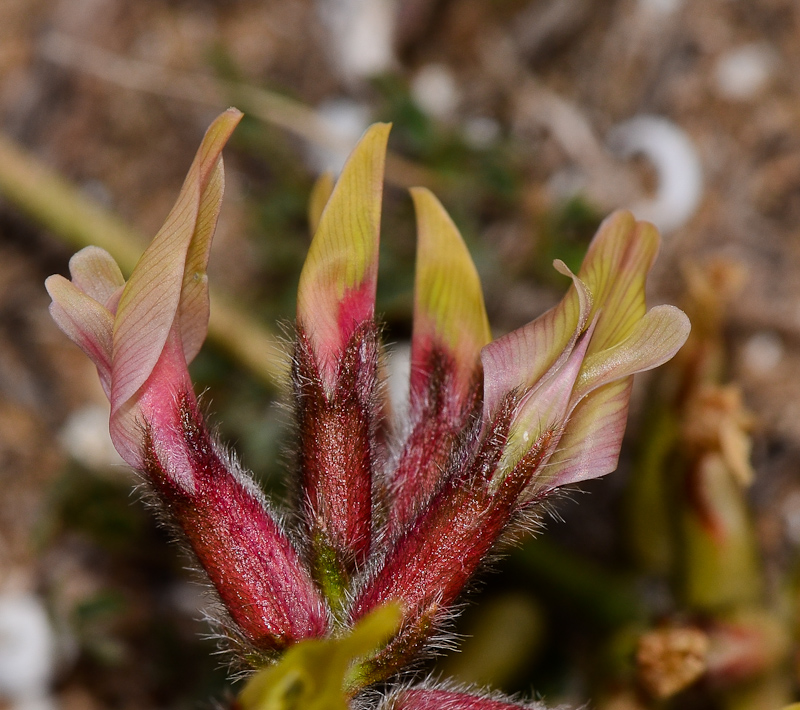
[614,260,795,710]
[44,109,689,708]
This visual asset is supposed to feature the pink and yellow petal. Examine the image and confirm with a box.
[533,377,633,494]
[481,261,592,418]
[296,123,390,383]
[178,154,225,363]
[409,187,491,402]
[111,109,242,413]
[578,210,660,353]
[536,304,689,491]
[500,320,595,472]
[573,304,690,402]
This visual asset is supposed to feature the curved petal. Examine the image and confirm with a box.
[296,123,390,385]
[534,377,633,493]
[45,274,114,396]
[534,305,689,492]
[178,156,225,363]
[578,210,660,354]
[68,246,125,308]
[410,187,491,404]
[573,304,690,401]
[111,109,242,415]
[481,260,592,418]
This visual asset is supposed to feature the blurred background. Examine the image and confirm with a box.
[1,0,800,708]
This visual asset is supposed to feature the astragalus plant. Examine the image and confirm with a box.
[45,108,690,709]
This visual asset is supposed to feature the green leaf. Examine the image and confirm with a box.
[238,603,402,710]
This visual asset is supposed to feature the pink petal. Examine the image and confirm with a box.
[109,323,194,470]
[45,274,114,396]
[111,109,241,417]
[481,260,591,419]
[532,377,633,493]
[499,320,595,474]
[68,246,125,308]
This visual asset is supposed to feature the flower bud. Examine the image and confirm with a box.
[47,109,327,653]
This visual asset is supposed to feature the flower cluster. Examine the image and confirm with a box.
[46,109,690,708]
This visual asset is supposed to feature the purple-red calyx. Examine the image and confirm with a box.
[46,112,690,708]
[382,688,547,710]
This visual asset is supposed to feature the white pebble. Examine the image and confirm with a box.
[463,116,501,149]
[742,331,784,375]
[317,0,397,82]
[306,99,371,175]
[638,0,683,15]
[59,404,124,470]
[607,115,703,233]
[411,64,460,122]
[384,342,411,420]
[715,43,777,101]
[0,593,55,702]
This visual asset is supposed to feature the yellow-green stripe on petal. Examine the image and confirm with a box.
[481,260,592,419]
[574,304,691,401]
[111,108,242,416]
[536,378,634,493]
[410,187,491,400]
[296,124,390,384]
[578,210,660,354]
[308,171,335,238]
